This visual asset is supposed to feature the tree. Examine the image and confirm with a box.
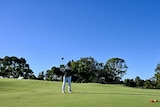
[155,62,160,88]
[69,60,79,82]
[74,57,98,82]
[45,67,62,81]
[38,71,45,80]
[135,76,144,87]
[144,80,153,89]
[0,56,35,79]
[0,58,6,77]
[105,58,128,83]
[45,69,53,81]
[10,56,19,77]
[124,79,136,87]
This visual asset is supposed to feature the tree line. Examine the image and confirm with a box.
[0,56,160,89]
[124,62,160,89]
[39,56,128,83]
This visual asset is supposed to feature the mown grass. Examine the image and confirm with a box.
[0,78,159,107]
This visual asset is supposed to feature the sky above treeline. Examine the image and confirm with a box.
[0,0,160,80]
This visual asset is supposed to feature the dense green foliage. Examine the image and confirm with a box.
[0,56,36,79]
[44,57,128,83]
[105,58,128,83]
[124,76,159,89]
[0,79,159,107]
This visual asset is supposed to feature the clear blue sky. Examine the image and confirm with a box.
[0,0,160,80]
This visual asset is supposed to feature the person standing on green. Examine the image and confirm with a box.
[61,62,72,93]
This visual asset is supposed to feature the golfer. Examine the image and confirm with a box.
[61,62,72,93]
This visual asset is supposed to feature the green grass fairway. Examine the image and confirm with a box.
[0,79,159,107]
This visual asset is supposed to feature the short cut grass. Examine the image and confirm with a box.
[0,79,160,107]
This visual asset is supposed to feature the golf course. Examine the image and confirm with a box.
[0,79,159,107]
